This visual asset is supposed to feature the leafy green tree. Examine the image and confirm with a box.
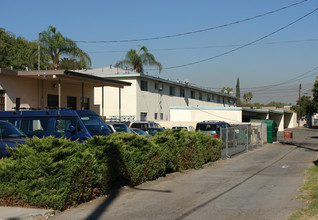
[220,87,233,94]
[236,78,240,99]
[265,101,287,108]
[291,96,315,120]
[253,102,265,109]
[243,92,253,104]
[0,28,50,70]
[313,80,318,111]
[115,46,162,73]
[40,26,91,70]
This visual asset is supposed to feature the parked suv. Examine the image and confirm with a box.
[0,110,112,141]
[195,121,230,138]
[130,121,161,129]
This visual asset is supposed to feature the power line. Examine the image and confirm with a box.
[147,7,318,71]
[242,67,318,92]
[75,0,308,44]
[87,38,318,54]
[209,72,315,93]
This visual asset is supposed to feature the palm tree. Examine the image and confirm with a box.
[40,26,91,70]
[115,46,162,73]
[243,92,253,104]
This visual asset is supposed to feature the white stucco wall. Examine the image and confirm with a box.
[94,78,137,120]
[0,75,39,110]
[170,107,243,123]
[94,76,236,122]
[135,79,236,121]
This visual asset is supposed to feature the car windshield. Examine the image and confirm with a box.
[131,123,148,129]
[80,115,111,136]
[196,124,217,131]
[113,124,131,133]
[0,122,26,138]
[132,128,147,135]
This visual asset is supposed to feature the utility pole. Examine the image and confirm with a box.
[298,83,301,127]
[38,33,41,70]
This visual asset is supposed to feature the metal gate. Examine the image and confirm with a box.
[220,124,263,159]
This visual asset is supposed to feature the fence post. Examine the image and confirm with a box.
[226,126,229,158]
[246,125,249,152]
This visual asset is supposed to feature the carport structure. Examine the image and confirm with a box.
[0,68,131,117]
[169,107,297,131]
[242,108,296,131]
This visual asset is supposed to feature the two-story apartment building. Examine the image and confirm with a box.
[80,66,237,122]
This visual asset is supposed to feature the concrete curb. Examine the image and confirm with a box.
[0,207,58,220]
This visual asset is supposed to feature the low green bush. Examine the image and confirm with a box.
[0,130,222,210]
[0,136,96,210]
[152,129,222,172]
[84,133,165,187]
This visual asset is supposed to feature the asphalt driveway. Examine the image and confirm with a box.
[52,127,318,220]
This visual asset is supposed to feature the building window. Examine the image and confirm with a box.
[199,92,202,100]
[155,83,158,90]
[180,88,185,97]
[154,113,158,120]
[15,98,20,110]
[191,91,195,99]
[67,96,77,110]
[81,97,90,110]
[217,96,221,103]
[160,113,163,120]
[47,94,58,108]
[169,86,175,96]
[212,95,214,100]
[141,112,147,121]
[160,84,164,91]
[207,95,210,101]
[141,80,148,91]
[0,90,5,111]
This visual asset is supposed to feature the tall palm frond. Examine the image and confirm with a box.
[116,46,161,73]
[40,26,91,70]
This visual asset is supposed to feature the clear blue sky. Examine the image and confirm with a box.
[2,0,318,104]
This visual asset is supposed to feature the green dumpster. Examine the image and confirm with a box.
[250,119,278,143]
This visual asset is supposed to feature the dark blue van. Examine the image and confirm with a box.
[0,110,112,141]
[0,120,26,158]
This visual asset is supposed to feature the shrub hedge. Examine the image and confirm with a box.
[0,130,222,210]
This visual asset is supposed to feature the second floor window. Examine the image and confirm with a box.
[169,86,175,96]
[191,91,195,99]
[141,80,148,91]
[180,88,185,97]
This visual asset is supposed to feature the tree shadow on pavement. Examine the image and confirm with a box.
[84,142,127,220]
[85,186,121,220]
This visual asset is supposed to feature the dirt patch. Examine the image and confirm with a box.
[0,193,40,208]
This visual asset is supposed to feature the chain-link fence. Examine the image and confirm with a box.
[220,124,263,159]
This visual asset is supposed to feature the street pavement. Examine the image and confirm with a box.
[1,127,317,220]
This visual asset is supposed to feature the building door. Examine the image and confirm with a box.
[0,90,5,111]
[47,94,58,109]
[67,96,77,110]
